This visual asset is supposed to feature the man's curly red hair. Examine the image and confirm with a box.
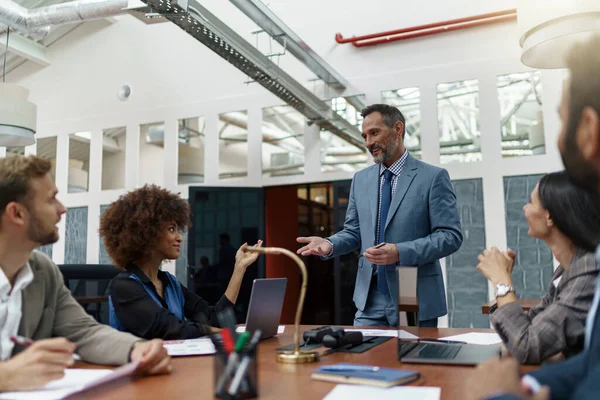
[99,184,191,269]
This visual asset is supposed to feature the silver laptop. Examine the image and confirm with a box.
[245,278,287,340]
[396,266,502,365]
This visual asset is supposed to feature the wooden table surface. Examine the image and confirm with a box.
[481,299,539,314]
[70,325,535,400]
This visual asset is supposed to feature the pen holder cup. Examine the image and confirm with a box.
[214,346,259,399]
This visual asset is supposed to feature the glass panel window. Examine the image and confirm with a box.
[437,80,481,164]
[101,127,126,190]
[262,105,304,178]
[219,111,248,180]
[178,117,205,184]
[382,87,422,159]
[498,71,544,157]
[321,96,368,173]
[68,132,91,193]
[36,137,57,182]
[139,122,165,186]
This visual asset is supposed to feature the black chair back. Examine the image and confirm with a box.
[58,264,122,324]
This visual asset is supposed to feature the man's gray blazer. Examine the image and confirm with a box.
[326,153,463,321]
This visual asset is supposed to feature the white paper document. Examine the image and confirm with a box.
[438,332,502,345]
[236,325,285,334]
[0,362,139,400]
[163,337,216,356]
[324,384,440,400]
[344,329,419,339]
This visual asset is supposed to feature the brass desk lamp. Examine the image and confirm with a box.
[246,246,318,364]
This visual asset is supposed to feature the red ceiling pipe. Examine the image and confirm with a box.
[351,13,516,47]
[335,8,516,44]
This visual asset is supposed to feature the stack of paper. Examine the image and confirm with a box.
[0,362,138,400]
[324,384,440,400]
[344,329,419,339]
[236,325,286,334]
[163,337,216,356]
[438,332,502,345]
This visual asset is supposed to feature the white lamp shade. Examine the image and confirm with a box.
[0,83,37,147]
[518,0,600,68]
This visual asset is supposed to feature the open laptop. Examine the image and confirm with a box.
[244,278,287,340]
[396,267,502,365]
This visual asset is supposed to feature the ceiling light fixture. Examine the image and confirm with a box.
[0,29,36,147]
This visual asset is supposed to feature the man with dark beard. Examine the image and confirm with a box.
[297,104,463,327]
[0,155,171,392]
[466,34,600,400]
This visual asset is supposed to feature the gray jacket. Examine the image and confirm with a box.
[13,251,140,365]
[491,248,599,364]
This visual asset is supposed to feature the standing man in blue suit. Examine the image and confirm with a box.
[297,104,463,327]
[467,34,600,400]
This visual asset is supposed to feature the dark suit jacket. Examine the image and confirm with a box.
[326,154,463,320]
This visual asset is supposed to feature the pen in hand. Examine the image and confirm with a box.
[10,336,82,361]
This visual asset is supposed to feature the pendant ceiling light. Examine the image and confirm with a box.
[0,29,36,147]
[518,0,600,69]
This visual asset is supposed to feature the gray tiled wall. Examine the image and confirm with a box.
[447,179,489,328]
[98,205,112,265]
[504,175,554,298]
[37,243,53,259]
[176,231,189,287]
[64,207,88,264]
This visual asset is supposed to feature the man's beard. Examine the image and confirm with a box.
[27,210,59,246]
[370,135,398,164]
[561,129,600,192]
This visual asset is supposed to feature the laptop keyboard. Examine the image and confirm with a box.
[415,343,462,359]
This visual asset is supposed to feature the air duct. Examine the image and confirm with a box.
[140,0,365,151]
[0,0,128,37]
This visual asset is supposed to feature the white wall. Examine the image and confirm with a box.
[1,0,567,327]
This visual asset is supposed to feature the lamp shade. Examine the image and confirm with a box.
[0,83,37,147]
[518,0,600,69]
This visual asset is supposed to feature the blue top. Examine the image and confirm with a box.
[108,265,233,340]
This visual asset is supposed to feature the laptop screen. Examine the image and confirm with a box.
[397,265,419,359]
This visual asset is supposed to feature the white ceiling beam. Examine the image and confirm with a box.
[0,32,49,66]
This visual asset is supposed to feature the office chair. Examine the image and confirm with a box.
[58,264,121,324]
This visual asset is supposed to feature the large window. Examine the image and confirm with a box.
[101,127,126,190]
[382,87,422,159]
[68,132,91,193]
[437,80,481,164]
[498,71,545,157]
[36,137,57,182]
[178,117,205,184]
[139,122,165,186]
[262,105,304,178]
[219,111,248,180]
[321,96,367,174]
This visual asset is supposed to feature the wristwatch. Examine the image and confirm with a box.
[495,283,515,298]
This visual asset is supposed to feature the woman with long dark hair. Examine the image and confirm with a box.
[477,170,600,364]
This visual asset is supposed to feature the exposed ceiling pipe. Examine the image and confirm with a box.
[336,9,516,47]
[0,0,127,37]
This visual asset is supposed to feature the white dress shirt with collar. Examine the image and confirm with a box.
[0,263,34,360]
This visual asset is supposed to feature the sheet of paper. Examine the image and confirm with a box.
[0,362,139,400]
[236,325,285,334]
[438,332,502,345]
[344,329,418,339]
[324,384,440,400]
[163,337,216,356]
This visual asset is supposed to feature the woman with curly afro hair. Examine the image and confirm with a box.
[100,184,262,340]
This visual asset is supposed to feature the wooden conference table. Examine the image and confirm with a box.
[72,325,535,400]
